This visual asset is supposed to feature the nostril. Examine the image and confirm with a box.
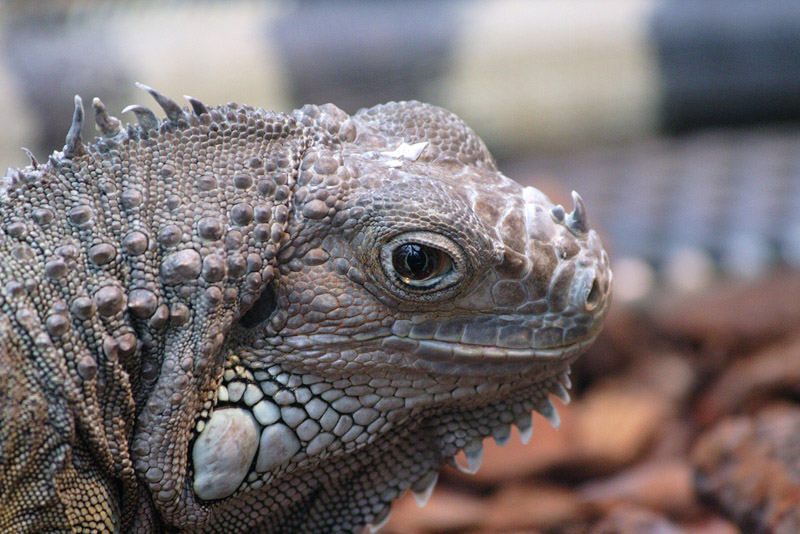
[585,278,601,311]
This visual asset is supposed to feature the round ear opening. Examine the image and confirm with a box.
[239,283,277,328]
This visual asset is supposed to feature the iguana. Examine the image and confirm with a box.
[0,85,611,533]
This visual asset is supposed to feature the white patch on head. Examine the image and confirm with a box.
[381,141,429,161]
[364,141,430,168]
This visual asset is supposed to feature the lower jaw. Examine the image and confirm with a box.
[187,349,574,506]
[187,361,574,533]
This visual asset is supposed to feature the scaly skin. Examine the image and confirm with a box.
[0,86,611,533]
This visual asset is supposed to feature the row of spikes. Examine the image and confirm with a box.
[56,83,210,164]
[52,83,591,238]
[365,368,572,532]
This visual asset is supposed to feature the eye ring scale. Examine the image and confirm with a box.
[380,231,464,294]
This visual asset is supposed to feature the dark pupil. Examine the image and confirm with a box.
[392,243,439,280]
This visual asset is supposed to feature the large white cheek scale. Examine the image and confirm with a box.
[192,408,259,500]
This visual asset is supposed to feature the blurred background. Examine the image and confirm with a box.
[2,1,800,532]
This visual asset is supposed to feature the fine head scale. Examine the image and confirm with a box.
[3,84,611,533]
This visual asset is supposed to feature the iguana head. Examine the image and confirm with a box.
[101,89,610,531]
[180,100,611,532]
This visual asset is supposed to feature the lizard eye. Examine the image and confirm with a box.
[391,243,452,287]
[380,232,464,295]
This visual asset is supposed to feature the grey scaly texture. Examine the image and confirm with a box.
[0,85,611,533]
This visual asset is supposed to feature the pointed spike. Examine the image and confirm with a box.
[92,97,122,137]
[537,399,561,429]
[184,95,209,116]
[492,424,511,447]
[448,453,478,475]
[3,169,19,193]
[516,412,533,444]
[553,383,571,404]
[21,148,37,169]
[136,82,185,122]
[566,190,589,235]
[550,204,566,223]
[122,104,159,131]
[560,369,572,389]
[63,95,85,158]
[366,505,391,533]
[462,440,484,474]
[411,471,438,507]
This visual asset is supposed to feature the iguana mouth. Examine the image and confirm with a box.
[382,331,600,361]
